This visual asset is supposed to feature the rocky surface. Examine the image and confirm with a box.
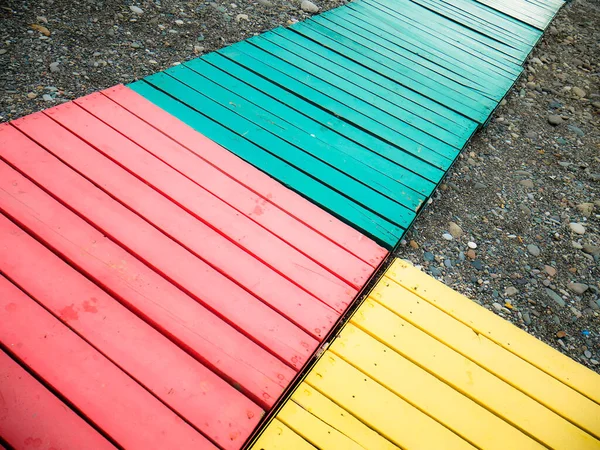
[397,0,600,373]
[0,0,342,120]
[1,0,598,372]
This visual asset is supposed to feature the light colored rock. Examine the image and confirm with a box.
[548,114,563,126]
[519,179,534,188]
[301,0,319,12]
[572,87,586,98]
[442,233,453,241]
[448,222,463,239]
[567,282,589,295]
[527,244,541,256]
[544,265,557,277]
[569,222,586,235]
[235,13,249,21]
[582,244,600,256]
[175,19,184,25]
[576,203,594,217]
[505,287,518,297]
[49,62,60,73]
[129,5,144,14]
[468,241,477,249]
[546,288,565,308]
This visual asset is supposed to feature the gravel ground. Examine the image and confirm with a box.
[1,0,599,371]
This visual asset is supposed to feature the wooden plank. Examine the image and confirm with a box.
[41,102,349,322]
[166,63,426,213]
[305,352,475,449]
[101,85,387,269]
[277,401,364,449]
[330,324,542,449]
[290,383,398,450]
[0,276,213,449]
[387,259,600,407]
[370,275,600,439]
[0,213,262,449]
[129,80,404,248]
[0,123,315,370]
[0,160,291,409]
[352,298,600,449]
[143,71,415,231]
[74,91,374,291]
[251,419,316,450]
[0,349,115,450]
[200,52,446,186]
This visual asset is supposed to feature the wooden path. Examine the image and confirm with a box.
[251,260,600,450]
[0,0,576,448]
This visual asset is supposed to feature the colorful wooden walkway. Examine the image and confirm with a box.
[251,260,600,450]
[0,0,578,449]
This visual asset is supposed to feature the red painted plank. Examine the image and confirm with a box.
[0,161,290,410]
[77,94,373,292]
[0,276,213,450]
[102,84,387,268]
[12,112,336,342]
[0,124,312,375]
[0,349,116,450]
[46,101,354,315]
[0,213,261,450]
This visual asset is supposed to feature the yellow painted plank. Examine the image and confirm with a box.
[370,273,600,439]
[305,350,475,450]
[331,323,543,450]
[291,383,399,450]
[278,399,365,449]
[388,259,600,405]
[351,298,600,449]
[251,418,317,450]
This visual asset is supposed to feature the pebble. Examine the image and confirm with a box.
[300,0,319,12]
[472,260,483,270]
[544,265,557,277]
[257,0,274,5]
[235,14,249,21]
[584,350,592,359]
[0,49,7,55]
[546,288,565,308]
[572,87,586,98]
[129,5,144,14]
[466,249,476,259]
[442,233,453,241]
[556,330,567,338]
[467,242,477,249]
[527,244,541,256]
[409,240,418,249]
[567,125,584,137]
[448,222,463,239]
[131,42,141,49]
[582,244,600,256]
[519,179,534,188]
[567,282,589,295]
[576,203,594,217]
[505,287,518,297]
[42,94,53,102]
[49,62,60,73]
[423,252,434,262]
[175,19,184,25]
[548,115,563,126]
[492,302,503,312]
[569,222,586,235]
[444,259,452,268]
[27,92,37,99]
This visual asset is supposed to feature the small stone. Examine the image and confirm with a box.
[175,19,184,25]
[300,0,319,12]
[548,115,563,126]
[409,240,419,249]
[442,233,453,241]
[492,302,503,312]
[549,100,562,109]
[257,0,274,5]
[592,360,599,366]
[129,5,144,14]
[576,203,594,217]
[569,223,586,235]
[526,81,536,90]
[27,92,37,99]
[49,62,60,73]
[444,259,452,268]
[473,182,486,190]
[423,252,434,262]
[582,244,600,257]
[467,242,477,249]
[527,244,540,256]
[131,42,141,49]
[448,222,463,239]
[546,289,565,308]
[505,287,518,297]
[567,282,589,295]
[519,179,534,188]
[42,94,53,102]
[556,330,567,338]
[0,49,7,55]
[235,13,249,21]
[522,311,532,325]
[194,45,205,54]
[466,249,476,260]
[544,265,557,277]
[31,24,51,36]
[584,350,592,359]
[471,260,483,270]
[567,125,584,137]
[572,87,586,98]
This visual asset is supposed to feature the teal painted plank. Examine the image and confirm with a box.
[249,33,463,156]
[271,28,476,136]
[183,58,434,200]
[202,52,446,187]
[219,42,456,169]
[260,30,471,149]
[469,0,562,30]
[317,11,508,101]
[347,2,521,81]
[166,64,424,212]
[129,79,406,248]
[330,6,515,94]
